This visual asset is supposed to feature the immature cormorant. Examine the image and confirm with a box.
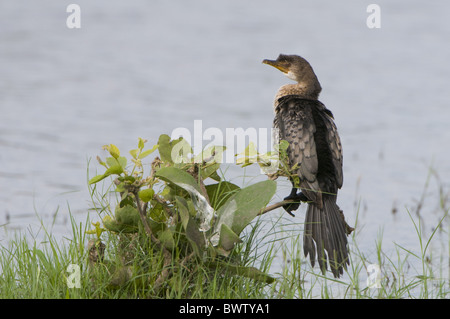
[263,54,351,278]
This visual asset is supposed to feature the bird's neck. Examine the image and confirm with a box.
[274,82,321,107]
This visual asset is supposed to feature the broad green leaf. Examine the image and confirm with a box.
[157,134,173,164]
[218,223,242,252]
[155,166,201,193]
[138,188,155,202]
[176,196,190,230]
[200,162,221,181]
[208,262,275,284]
[208,171,221,182]
[106,156,127,169]
[185,217,205,256]
[213,180,276,237]
[156,167,214,231]
[104,164,123,176]
[205,181,240,210]
[117,156,127,168]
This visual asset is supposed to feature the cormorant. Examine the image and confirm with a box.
[263,54,352,278]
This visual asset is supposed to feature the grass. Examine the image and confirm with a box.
[0,209,448,299]
[0,175,449,299]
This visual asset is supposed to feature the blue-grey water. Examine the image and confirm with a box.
[1,1,449,290]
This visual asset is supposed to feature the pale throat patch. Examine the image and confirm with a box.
[286,70,297,81]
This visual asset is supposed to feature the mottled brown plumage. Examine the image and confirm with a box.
[263,54,351,277]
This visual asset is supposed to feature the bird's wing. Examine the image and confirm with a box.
[324,114,343,188]
[273,96,321,203]
[316,105,344,189]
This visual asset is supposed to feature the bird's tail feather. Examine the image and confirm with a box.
[303,196,349,278]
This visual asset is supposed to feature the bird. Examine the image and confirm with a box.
[263,54,352,278]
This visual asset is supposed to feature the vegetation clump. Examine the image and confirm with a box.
[86,135,279,297]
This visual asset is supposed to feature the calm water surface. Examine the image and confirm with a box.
[1,1,449,282]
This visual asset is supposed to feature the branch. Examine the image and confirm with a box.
[258,199,296,216]
[135,194,154,236]
[134,192,173,291]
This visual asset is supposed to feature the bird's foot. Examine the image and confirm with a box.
[283,191,308,217]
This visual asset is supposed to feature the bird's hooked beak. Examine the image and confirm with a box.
[262,59,289,74]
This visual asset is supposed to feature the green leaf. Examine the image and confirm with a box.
[155,167,201,193]
[107,144,120,159]
[106,156,127,169]
[175,196,206,256]
[138,137,146,150]
[117,156,127,168]
[88,174,108,185]
[218,223,242,252]
[205,181,240,210]
[176,196,190,230]
[156,166,214,231]
[88,160,125,185]
[207,171,221,182]
[185,217,206,256]
[200,162,221,180]
[138,188,155,202]
[209,262,275,284]
[170,138,192,164]
[214,180,276,237]
[157,134,173,164]
[157,134,191,164]
[104,164,123,176]
[138,144,158,159]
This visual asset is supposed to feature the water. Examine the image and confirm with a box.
[1,1,449,284]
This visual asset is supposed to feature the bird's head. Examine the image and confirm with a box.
[262,54,316,82]
[263,54,322,97]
